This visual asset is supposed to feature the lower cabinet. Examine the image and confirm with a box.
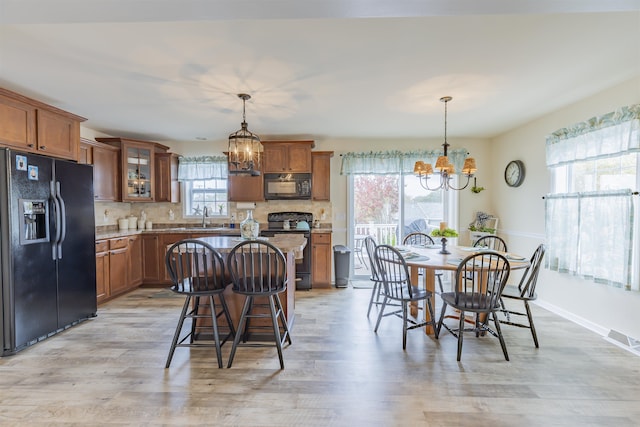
[311,232,332,288]
[142,234,160,283]
[141,232,190,285]
[95,241,110,303]
[108,237,130,297]
[95,235,143,304]
[128,235,143,286]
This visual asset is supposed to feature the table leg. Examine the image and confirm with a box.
[410,266,436,335]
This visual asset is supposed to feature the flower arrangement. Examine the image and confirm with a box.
[431,228,459,238]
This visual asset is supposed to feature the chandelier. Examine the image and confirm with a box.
[228,93,263,176]
[413,96,477,191]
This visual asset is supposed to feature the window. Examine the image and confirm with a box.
[545,104,640,290]
[182,179,228,217]
[177,156,229,218]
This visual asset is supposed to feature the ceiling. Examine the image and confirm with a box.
[1,1,640,145]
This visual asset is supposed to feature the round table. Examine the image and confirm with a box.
[401,245,531,334]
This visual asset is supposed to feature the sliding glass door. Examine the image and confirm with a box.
[349,173,455,278]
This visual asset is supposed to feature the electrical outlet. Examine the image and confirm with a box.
[238,212,244,220]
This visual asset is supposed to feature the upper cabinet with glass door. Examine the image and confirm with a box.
[124,143,153,200]
[97,137,173,202]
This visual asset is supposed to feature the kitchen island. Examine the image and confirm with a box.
[189,235,307,331]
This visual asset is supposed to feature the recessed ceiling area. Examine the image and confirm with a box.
[1,0,639,144]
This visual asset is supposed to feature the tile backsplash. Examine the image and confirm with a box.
[95,200,332,228]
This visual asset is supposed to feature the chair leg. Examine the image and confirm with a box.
[242,297,255,343]
[436,274,444,294]
[207,295,224,368]
[190,296,201,344]
[524,301,539,348]
[273,293,292,345]
[268,295,285,369]
[436,301,448,337]
[374,297,388,332]
[227,296,253,368]
[500,297,510,322]
[492,311,510,361]
[425,296,438,340]
[402,302,408,350]
[456,310,465,361]
[165,295,192,369]
[367,282,379,317]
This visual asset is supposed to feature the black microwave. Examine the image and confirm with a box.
[263,173,312,200]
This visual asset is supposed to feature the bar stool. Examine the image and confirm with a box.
[226,240,292,369]
[164,239,235,368]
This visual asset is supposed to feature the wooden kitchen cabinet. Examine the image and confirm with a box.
[0,87,85,161]
[311,232,332,288]
[108,237,130,297]
[95,240,110,304]
[142,234,161,283]
[312,151,333,201]
[262,140,314,173]
[97,137,179,202]
[155,152,180,203]
[79,138,120,201]
[228,174,264,202]
[127,235,143,287]
[225,149,264,201]
[36,109,80,160]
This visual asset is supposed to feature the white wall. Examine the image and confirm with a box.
[491,76,640,340]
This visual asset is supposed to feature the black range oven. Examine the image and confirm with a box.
[261,212,313,290]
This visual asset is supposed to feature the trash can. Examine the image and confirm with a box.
[333,245,351,288]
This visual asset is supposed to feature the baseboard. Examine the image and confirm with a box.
[535,299,640,357]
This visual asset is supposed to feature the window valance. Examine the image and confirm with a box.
[340,148,468,175]
[177,156,228,181]
[546,104,640,167]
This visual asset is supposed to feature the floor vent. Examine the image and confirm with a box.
[607,330,640,354]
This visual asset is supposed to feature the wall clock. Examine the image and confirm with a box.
[504,160,525,187]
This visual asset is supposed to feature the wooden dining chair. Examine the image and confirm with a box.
[436,252,511,361]
[374,245,437,349]
[499,244,546,347]
[402,232,444,293]
[226,240,291,369]
[164,239,235,368]
[473,235,508,252]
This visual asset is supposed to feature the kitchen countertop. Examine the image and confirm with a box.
[95,227,241,240]
[96,226,332,240]
[193,235,307,259]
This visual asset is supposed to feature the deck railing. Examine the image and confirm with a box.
[354,223,398,246]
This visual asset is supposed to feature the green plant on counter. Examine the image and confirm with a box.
[468,225,496,234]
[431,228,459,238]
[470,185,485,193]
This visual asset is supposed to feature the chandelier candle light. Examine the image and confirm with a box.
[413,96,477,191]
[228,93,263,176]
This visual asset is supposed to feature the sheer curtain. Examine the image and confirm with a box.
[545,104,639,290]
[177,156,228,180]
[545,190,634,289]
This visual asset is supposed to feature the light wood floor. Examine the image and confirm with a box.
[1,286,640,426]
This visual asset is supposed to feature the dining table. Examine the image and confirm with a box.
[399,243,531,335]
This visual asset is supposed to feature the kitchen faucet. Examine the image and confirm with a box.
[202,206,208,227]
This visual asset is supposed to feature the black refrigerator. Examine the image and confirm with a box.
[0,148,97,355]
